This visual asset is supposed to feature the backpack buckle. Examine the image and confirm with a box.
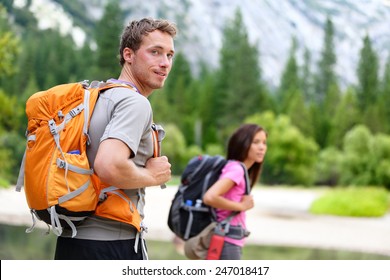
[48,120,57,135]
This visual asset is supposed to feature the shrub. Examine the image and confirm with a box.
[310,187,389,217]
[315,146,343,186]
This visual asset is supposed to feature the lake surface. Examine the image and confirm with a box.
[1,223,389,260]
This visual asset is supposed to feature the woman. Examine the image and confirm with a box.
[203,123,268,260]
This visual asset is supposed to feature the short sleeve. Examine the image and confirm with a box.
[219,161,245,187]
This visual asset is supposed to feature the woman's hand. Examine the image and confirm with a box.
[240,195,254,211]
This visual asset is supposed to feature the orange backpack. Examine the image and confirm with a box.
[16,81,162,237]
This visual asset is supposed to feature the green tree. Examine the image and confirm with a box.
[378,54,390,133]
[340,125,372,185]
[161,123,187,174]
[95,0,123,80]
[315,146,342,186]
[196,66,219,147]
[278,37,300,114]
[301,47,315,103]
[30,30,78,88]
[286,89,312,138]
[311,16,340,148]
[0,5,23,186]
[278,37,312,137]
[150,52,195,145]
[314,16,337,105]
[163,52,194,120]
[356,34,383,135]
[371,134,390,189]
[327,86,360,148]
[0,5,20,76]
[215,8,265,136]
[339,125,390,189]
[356,33,379,111]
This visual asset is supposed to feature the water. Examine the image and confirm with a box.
[1,223,389,260]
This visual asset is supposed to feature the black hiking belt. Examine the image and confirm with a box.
[224,224,251,240]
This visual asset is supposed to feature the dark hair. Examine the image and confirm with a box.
[227,123,267,189]
[119,18,177,66]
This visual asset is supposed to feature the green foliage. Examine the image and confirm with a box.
[370,134,390,187]
[0,90,21,131]
[1,131,25,184]
[215,8,265,131]
[310,187,389,217]
[301,47,315,103]
[327,87,360,148]
[315,146,342,186]
[278,36,300,113]
[340,125,372,185]
[180,145,203,168]
[0,5,20,76]
[195,68,219,147]
[156,52,197,145]
[314,16,337,105]
[1,4,390,188]
[160,123,187,174]
[380,55,390,134]
[204,143,224,156]
[338,125,390,189]
[278,37,314,139]
[95,0,123,80]
[356,34,379,111]
[0,90,24,185]
[286,89,313,138]
[246,111,319,185]
[0,147,11,186]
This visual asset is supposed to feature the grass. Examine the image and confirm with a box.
[147,240,390,260]
[310,186,390,217]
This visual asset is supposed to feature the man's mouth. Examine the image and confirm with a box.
[155,71,166,77]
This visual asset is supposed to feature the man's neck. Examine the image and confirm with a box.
[107,78,140,93]
[117,67,150,96]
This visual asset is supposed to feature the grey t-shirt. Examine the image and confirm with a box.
[63,85,154,240]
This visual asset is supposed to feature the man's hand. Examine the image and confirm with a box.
[145,156,171,186]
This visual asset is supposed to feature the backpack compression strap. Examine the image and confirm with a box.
[151,123,166,189]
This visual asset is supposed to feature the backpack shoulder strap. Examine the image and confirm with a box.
[238,161,250,195]
[226,160,250,194]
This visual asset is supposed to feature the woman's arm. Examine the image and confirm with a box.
[203,178,254,212]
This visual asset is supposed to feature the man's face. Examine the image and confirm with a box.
[129,30,175,96]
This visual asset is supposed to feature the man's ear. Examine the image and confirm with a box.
[123,47,134,64]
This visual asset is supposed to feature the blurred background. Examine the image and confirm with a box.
[1,0,390,260]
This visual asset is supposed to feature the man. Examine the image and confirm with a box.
[54,18,177,260]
